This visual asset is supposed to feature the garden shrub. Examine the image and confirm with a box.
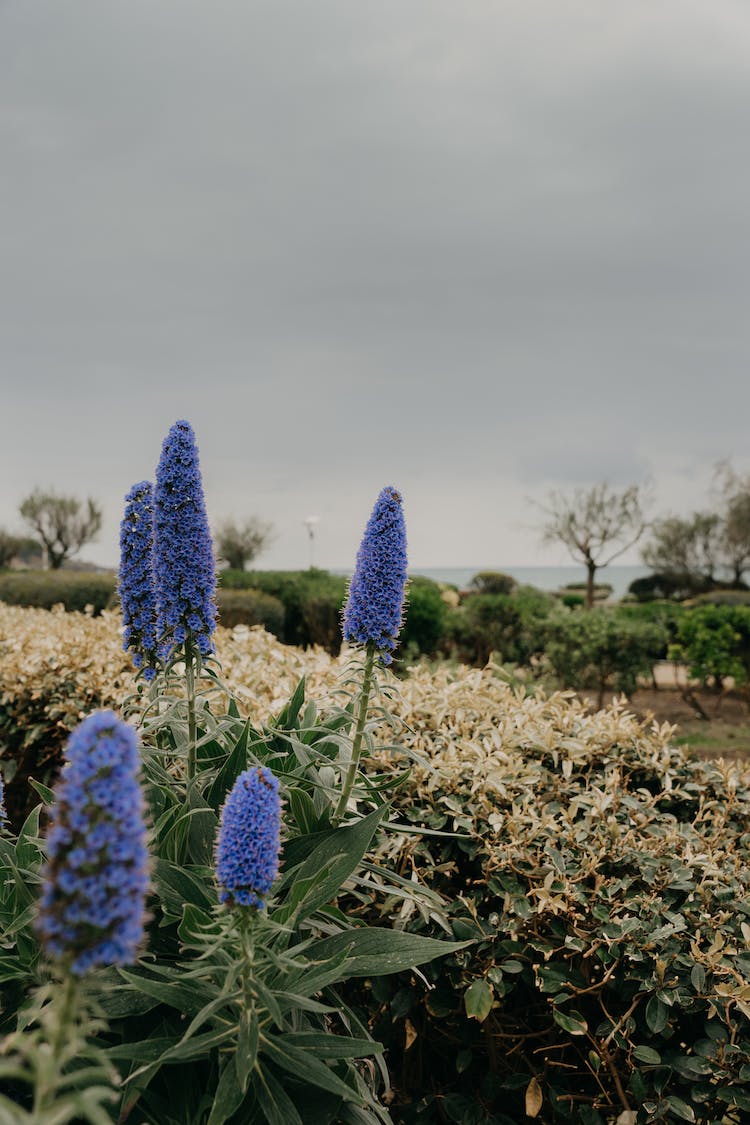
[219,568,348,651]
[616,601,687,659]
[400,576,450,659]
[467,571,517,596]
[544,607,668,707]
[628,572,712,602]
[0,569,116,614]
[671,604,750,690]
[449,588,552,667]
[688,589,750,607]
[216,588,285,635]
[355,666,750,1124]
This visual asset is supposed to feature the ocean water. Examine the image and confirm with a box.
[409,565,648,600]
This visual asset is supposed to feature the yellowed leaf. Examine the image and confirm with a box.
[525,1076,543,1118]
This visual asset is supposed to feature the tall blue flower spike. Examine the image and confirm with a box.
[343,486,408,664]
[153,420,217,662]
[216,767,281,910]
[118,481,159,681]
[36,712,149,976]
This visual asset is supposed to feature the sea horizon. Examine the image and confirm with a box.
[332,564,649,600]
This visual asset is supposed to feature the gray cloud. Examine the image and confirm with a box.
[2,1,749,568]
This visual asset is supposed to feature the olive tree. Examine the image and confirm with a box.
[539,483,648,609]
[215,517,274,571]
[642,511,723,590]
[19,489,102,569]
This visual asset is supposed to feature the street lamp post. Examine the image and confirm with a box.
[302,516,320,569]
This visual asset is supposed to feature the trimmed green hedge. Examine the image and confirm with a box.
[0,570,117,615]
[215,589,285,635]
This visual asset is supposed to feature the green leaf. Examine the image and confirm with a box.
[287,788,322,835]
[276,677,306,729]
[464,980,493,1022]
[274,806,387,925]
[235,1008,260,1093]
[691,964,706,993]
[28,778,55,805]
[633,1045,661,1065]
[282,1032,382,1059]
[666,1096,696,1122]
[645,994,669,1034]
[253,1068,305,1125]
[261,1034,364,1104]
[206,721,252,810]
[552,1009,588,1036]
[207,1061,245,1125]
[301,928,471,981]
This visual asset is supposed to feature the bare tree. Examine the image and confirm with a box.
[540,483,648,609]
[715,462,750,585]
[642,512,722,587]
[215,517,274,571]
[19,489,103,570]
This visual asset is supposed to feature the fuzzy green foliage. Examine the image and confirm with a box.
[0,570,117,615]
[219,569,348,652]
[467,571,517,596]
[215,589,285,635]
[449,586,554,667]
[400,577,450,659]
[544,608,668,704]
[355,682,750,1124]
[671,605,750,688]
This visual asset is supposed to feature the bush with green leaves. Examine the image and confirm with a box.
[220,569,348,652]
[467,571,517,596]
[449,587,553,668]
[670,604,750,690]
[0,570,117,615]
[400,577,450,660]
[215,589,285,635]
[352,672,750,1124]
[543,607,668,707]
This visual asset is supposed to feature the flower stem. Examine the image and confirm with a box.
[334,642,376,823]
[33,974,79,1114]
[185,641,197,780]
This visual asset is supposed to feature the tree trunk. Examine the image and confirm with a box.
[585,561,597,610]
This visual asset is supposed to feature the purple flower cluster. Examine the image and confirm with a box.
[153,420,217,662]
[118,481,159,681]
[0,772,5,826]
[343,486,408,664]
[216,767,281,909]
[36,712,149,976]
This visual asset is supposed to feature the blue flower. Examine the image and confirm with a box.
[216,767,281,910]
[36,712,150,975]
[118,481,159,681]
[343,486,408,664]
[153,420,217,662]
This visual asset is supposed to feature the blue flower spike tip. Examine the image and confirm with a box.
[36,711,150,976]
[343,485,408,664]
[216,767,282,910]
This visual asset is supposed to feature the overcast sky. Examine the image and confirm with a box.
[3,0,750,570]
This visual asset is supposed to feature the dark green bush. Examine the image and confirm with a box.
[544,607,667,706]
[0,570,116,614]
[468,571,517,596]
[449,590,550,667]
[400,577,450,659]
[216,588,285,635]
[617,601,687,658]
[628,572,712,602]
[219,568,348,652]
[355,686,750,1123]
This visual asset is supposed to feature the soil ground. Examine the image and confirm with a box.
[591,666,750,760]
